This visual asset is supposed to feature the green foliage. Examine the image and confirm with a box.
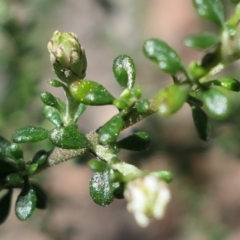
[69,80,115,105]
[116,132,151,151]
[154,84,189,116]
[1,0,240,228]
[89,170,123,206]
[98,113,125,145]
[184,33,219,50]
[191,106,211,141]
[0,189,12,224]
[192,0,225,27]
[113,55,136,89]
[12,127,49,143]
[143,38,185,75]
[49,124,91,149]
[15,181,37,221]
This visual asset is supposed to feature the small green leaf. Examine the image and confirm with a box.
[116,132,150,151]
[27,164,38,175]
[132,86,142,99]
[154,171,173,183]
[6,173,22,184]
[49,124,91,149]
[40,92,60,109]
[204,78,240,92]
[73,103,87,122]
[0,136,11,158]
[31,183,47,209]
[112,182,125,199]
[15,182,37,220]
[135,99,150,113]
[89,170,115,206]
[98,113,125,145]
[185,33,219,50]
[31,150,48,166]
[192,0,224,27]
[88,158,108,172]
[154,84,189,116]
[12,127,49,143]
[70,80,115,105]
[9,143,23,159]
[143,38,185,75]
[202,86,230,120]
[0,189,13,225]
[43,106,63,127]
[113,99,129,110]
[48,79,64,88]
[113,55,136,89]
[192,106,211,141]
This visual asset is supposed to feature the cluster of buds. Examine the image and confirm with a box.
[47,31,87,84]
[124,175,171,227]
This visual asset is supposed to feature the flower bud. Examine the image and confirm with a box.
[124,175,171,227]
[47,31,87,84]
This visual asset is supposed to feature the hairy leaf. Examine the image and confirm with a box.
[192,0,224,27]
[113,55,136,89]
[15,182,37,220]
[49,124,91,149]
[12,127,49,143]
[192,106,211,141]
[185,33,219,50]
[0,189,13,225]
[143,38,185,75]
[70,80,115,105]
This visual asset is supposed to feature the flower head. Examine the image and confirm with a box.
[47,31,87,84]
[124,175,171,227]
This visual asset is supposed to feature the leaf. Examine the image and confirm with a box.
[15,182,37,220]
[31,183,47,209]
[143,38,185,75]
[0,136,11,158]
[89,170,115,206]
[154,84,189,116]
[184,33,219,50]
[73,103,87,122]
[43,106,63,127]
[113,55,136,89]
[9,143,23,159]
[192,0,224,27]
[40,91,60,109]
[0,189,13,225]
[154,171,173,183]
[192,106,211,141]
[98,113,125,145]
[6,173,22,184]
[88,158,108,172]
[12,127,49,143]
[70,80,115,105]
[204,77,240,92]
[116,132,151,151]
[135,99,150,113]
[31,150,48,166]
[49,124,91,149]
[48,79,64,88]
[202,86,230,120]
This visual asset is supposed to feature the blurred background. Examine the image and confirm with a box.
[1,0,240,239]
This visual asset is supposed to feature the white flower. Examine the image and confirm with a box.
[124,175,171,227]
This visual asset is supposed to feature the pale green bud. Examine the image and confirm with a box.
[47,31,87,84]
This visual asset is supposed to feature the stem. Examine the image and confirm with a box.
[44,99,156,167]
[62,86,80,125]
